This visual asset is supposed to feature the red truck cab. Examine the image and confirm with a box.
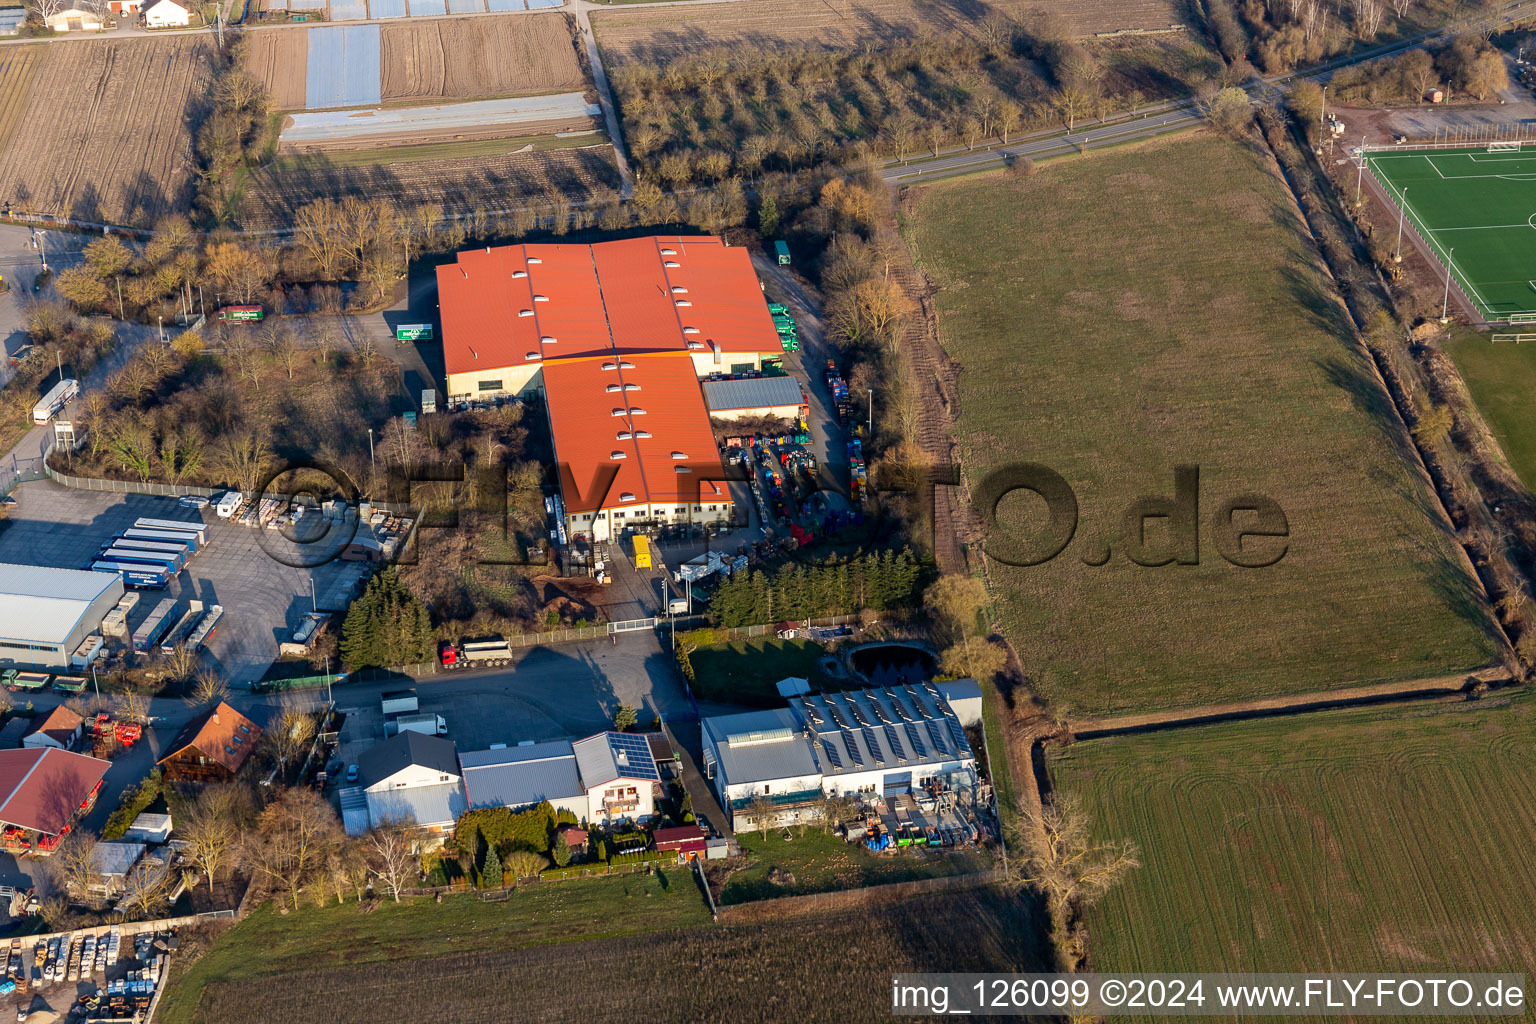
[438,640,459,667]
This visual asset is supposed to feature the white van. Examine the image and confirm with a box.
[215,491,242,518]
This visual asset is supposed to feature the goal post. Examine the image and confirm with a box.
[1487,141,1522,152]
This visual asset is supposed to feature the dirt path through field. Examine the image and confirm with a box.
[1070,668,1510,737]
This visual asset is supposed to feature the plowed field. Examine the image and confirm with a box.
[243,26,309,110]
[0,35,213,226]
[378,14,586,102]
[592,0,1185,64]
[0,45,43,157]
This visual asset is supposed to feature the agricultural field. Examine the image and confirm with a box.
[0,35,213,227]
[237,145,621,226]
[1445,332,1536,491]
[0,45,43,158]
[592,0,1185,66]
[907,135,1501,716]
[242,14,588,110]
[279,94,599,152]
[1050,693,1536,992]
[378,15,586,103]
[242,26,309,110]
[165,884,1047,1024]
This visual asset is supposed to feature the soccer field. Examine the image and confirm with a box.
[1363,146,1536,321]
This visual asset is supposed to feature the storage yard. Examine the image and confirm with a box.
[591,0,1186,66]
[0,36,214,227]
[243,15,588,111]
[279,93,599,152]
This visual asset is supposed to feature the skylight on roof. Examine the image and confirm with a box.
[512,270,528,278]
[635,430,651,439]
[533,295,549,302]
[620,492,635,501]
[629,408,647,415]
[518,310,533,318]
[526,257,542,264]
[664,261,680,268]
[675,300,692,307]
[671,452,687,459]
[624,383,641,391]
[660,248,677,255]
[526,352,542,361]
[619,361,635,369]
[606,384,621,393]
[682,327,700,334]
[541,336,556,344]
[610,451,627,460]
[602,362,617,370]
[616,431,632,440]
[671,286,688,294]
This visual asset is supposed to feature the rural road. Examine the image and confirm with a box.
[884,0,1536,184]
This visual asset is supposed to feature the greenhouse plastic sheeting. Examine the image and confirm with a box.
[305,25,381,108]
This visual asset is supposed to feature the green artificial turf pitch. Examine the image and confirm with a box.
[1364,146,1536,320]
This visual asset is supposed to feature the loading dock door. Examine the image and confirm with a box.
[882,772,912,797]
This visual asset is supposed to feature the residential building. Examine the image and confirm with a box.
[435,236,784,542]
[701,680,984,831]
[43,6,104,29]
[0,746,110,853]
[340,731,465,837]
[0,564,122,672]
[22,706,84,751]
[142,0,189,26]
[458,731,661,826]
[157,701,262,783]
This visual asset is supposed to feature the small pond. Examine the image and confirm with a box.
[849,643,937,687]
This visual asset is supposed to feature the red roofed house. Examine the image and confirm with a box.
[22,706,84,751]
[157,701,263,783]
[0,747,110,853]
[653,824,708,861]
[436,236,783,543]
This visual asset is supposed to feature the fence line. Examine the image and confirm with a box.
[1358,157,1487,323]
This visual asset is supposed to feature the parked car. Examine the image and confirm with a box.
[178,495,209,509]
[345,764,359,783]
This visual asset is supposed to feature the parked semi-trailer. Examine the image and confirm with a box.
[160,601,206,653]
[132,599,179,653]
[31,379,79,424]
[98,547,182,575]
[381,689,418,716]
[122,528,201,554]
[132,518,208,541]
[90,561,170,589]
[185,605,223,652]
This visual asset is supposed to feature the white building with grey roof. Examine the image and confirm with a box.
[340,731,466,837]
[701,680,983,830]
[459,731,661,826]
[0,564,123,672]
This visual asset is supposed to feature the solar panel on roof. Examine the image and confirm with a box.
[926,720,949,756]
[609,733,660,780]
[820,739,842,770]
[827,706,850,729]
[946,717,968,751]
[871,700,893,724]
[843,734,863,767]
[848,701,871,727]
[904,723,927,759]
[883,725,907,761]
[860,727,885,764]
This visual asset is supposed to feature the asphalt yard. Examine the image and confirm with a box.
[0,482,368,683]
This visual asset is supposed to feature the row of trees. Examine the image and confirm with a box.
[1317,34,1508,106]
[702,549,927,628]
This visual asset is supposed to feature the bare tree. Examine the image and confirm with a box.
[118,857,172,920]
[112,689,151,725]
[27,0,66,23]
[181,794,239,890]
[746,794,776,839]
[241,787,342,910]
[47,829,103,904]
[262,694,317,776]
[367,820,418,902]
[1004,793,1140,927]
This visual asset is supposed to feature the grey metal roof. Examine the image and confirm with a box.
[366,781,466,829]
[702,376,804,413]
[90,840,146,879]
[702,708,819,787]
[356,732,459,789]
[572,732,660,786]
[460,742,584,810]
[0,564,119,646]
[0,9,23,32]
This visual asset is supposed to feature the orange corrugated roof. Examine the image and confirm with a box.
[545,353,729,513]
[438,236,781,379]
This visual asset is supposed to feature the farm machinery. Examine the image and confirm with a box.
[90,713,142,758]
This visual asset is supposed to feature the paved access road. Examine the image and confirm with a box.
[883,0,1536,184]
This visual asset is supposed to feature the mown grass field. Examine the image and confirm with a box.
[687,637,833,705]
[168,885,1047,1023]
[159,872,710,1024]
[907,135,1500,716]
[1050,694,1536,995]
[1445,332,1536,491]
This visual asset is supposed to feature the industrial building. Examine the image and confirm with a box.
[459,731,661,826]
[702,376,808,422]
[436,236,784,542]
[0,564,123,672]
[701,680,983,831]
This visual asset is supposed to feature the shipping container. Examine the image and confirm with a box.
[216,305,263,322]
[395,324,433,342]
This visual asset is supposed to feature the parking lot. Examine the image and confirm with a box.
[0,481,369,683]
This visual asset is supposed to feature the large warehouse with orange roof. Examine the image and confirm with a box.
[436,236,783,543]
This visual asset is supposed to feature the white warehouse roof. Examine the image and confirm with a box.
[0,564,120,646]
